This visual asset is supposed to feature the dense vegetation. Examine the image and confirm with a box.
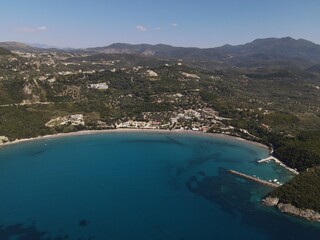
[0,47,12,56]
[229,118,320,172]
[271,131,320,171]
[270,167,320,212]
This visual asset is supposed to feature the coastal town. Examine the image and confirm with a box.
[42,107,232,132]
[0,48,268,144]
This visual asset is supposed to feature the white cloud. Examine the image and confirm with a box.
[136,25,147,32]
[155,27,161,31]
[37,26,47,31]
[171,23,178,27]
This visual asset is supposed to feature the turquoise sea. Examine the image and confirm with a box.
[0,132,319,240]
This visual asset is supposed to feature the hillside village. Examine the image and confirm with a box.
[0,49,251,140]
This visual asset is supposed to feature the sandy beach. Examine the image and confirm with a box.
[3,128,302,174]
[0,128,270,151]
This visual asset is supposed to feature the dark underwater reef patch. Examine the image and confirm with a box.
[186,168,320,239]
[0,222,95,240]
[79,220,90,227]
[0,223,47,240]
[186,168,256,215]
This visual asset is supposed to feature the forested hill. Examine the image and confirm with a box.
[0,47,12,55]
[270,167,320,213]
[86,37,320,67]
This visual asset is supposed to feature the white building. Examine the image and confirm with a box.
[87,83,109,90]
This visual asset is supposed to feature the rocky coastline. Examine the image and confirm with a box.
[262,196,320,222]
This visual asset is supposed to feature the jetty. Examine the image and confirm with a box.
[257,156,299,175]
[228,170,280,188]
[257,156,277,163]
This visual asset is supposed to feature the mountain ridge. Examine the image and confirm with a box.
[85,37,320,67]
[1,37,320,67]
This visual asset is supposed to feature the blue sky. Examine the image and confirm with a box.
[0,0,319,48]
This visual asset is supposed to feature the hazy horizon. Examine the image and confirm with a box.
[1,0,320,48]
[2,36,319,50]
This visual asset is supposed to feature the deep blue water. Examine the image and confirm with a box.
[0,132,319,240]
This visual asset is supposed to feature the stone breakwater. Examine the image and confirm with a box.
[262,197,320,222]
[228,170,279,188]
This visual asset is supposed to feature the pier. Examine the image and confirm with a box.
[257,156,299,175]
[228,170,280,188]
[257,156,277,163]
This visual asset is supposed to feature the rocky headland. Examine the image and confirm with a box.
[263,196,320,222]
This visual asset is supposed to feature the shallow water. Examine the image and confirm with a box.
[0,132,319,240]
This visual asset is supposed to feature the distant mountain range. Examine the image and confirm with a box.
[1,37,320,68]
[0,42,37,52]
[87,37,320,68]
[0,42,66,52]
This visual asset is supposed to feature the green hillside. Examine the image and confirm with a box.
[0,47,12,55]
[270,167,320,212]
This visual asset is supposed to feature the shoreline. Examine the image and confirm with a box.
[271,156,299,175]
[263,197,320,223]
[0,128,300,175]
[0,128,299,175]
[0,128,269,151]
[257,156,299,175]
[2,128,299,174]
